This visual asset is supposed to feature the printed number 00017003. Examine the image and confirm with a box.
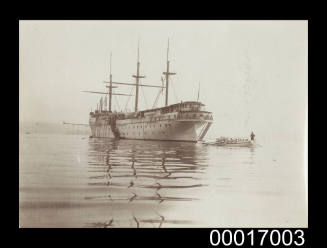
[209,229,305,247]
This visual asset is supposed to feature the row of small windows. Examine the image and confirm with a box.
[150,115,177,122]
[179,113,212,120]
[120,131,166,136]
[120,123,172,129]
[150,113,211,120]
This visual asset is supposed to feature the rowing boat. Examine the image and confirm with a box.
[202,138,255,147]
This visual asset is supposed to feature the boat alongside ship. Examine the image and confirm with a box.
[202,132,256,147]
[84,41,213,142]
[202,138,255,147]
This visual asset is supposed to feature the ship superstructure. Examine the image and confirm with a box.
[84,41,213,142]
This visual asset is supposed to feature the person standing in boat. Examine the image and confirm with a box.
[250,131,255,141]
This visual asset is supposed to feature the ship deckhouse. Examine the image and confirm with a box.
[125,101,213,120]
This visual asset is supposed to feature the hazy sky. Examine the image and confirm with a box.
[19,20,307,143]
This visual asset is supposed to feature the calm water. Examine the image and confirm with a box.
[19,131,307,228]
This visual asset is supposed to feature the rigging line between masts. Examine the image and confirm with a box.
[102,40,171,113]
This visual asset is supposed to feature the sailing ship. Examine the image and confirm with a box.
[83,41,213,142]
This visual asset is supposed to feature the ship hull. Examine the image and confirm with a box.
[118,119,208,142]
[90,124,115,138]
[90,119,211,142]
[89,101,213,142]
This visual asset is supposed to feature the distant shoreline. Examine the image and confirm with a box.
[19,121,90,135]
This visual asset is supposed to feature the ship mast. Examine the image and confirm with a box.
[82,53,131,109]
[163,39,176,106]
[108,53,113,112]
[132,40,145,112]
[99,41,166,113]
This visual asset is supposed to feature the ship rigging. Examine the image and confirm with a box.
[83,40,213,142]
[83,40,176,113]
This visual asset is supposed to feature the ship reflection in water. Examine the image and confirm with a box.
[85,137,208,228]
[20,132,306,228]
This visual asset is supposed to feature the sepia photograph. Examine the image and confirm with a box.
[19,20,308,228]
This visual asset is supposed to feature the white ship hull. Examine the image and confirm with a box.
[89,101,213,142]
[118,119,210,142]
[90,119,212,142]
